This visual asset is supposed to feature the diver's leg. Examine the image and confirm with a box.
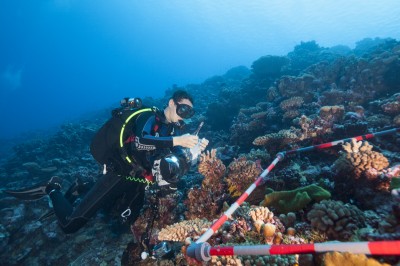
[50,172,123,234]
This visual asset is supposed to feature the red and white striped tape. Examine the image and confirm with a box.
[208,241,400,257]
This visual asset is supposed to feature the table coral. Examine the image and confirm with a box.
[253,128,301,151]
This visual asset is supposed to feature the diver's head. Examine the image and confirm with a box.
[164,90,195,123]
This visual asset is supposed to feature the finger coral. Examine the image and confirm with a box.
[307,200,365,241]
[333,139,389,178]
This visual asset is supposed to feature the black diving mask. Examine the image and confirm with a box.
[176,103,195,119]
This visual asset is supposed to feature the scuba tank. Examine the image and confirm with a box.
[90,97,149,165]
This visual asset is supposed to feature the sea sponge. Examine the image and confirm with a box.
[260,184,331,214]
[307,200,365,241]
[158,218,211,242]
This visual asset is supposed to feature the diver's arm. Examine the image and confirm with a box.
[134,115,174,149]
[134,114,199,150]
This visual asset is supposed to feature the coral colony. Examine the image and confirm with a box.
[1,38,400,265]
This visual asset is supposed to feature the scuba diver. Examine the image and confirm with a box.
[6,90,209,235]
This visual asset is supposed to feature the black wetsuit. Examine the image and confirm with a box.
[50,109,185,234]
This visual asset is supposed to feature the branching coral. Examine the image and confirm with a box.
[185,149,229,220]
[296,115,335,140]
[307,200,365,241]
[198,149,226,189]
[158,218,211,242]
[333,139,389,178]
[248,206,278,244]
[224,157,262,197]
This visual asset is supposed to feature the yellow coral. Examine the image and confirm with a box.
[323,251,390,266]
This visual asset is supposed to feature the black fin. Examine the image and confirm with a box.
[4,185,47,201]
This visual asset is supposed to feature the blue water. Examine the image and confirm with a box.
[1,0,400,139]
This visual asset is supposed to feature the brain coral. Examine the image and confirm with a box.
[307,200,365,241]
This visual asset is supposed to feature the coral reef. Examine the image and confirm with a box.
[2,38,400,265]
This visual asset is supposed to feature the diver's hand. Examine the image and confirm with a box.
[173,134,199,148]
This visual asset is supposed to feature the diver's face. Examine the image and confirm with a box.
[166,98,193,123]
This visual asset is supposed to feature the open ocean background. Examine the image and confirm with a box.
[1,0,400,140]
